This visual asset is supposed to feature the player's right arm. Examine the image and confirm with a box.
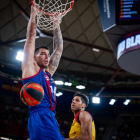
[65,111,93,140]
[22,6,37,78]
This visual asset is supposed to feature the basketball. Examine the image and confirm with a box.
[20,82,44,106]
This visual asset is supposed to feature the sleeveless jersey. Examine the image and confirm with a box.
[22,68,56,113]
[69,111,96,140]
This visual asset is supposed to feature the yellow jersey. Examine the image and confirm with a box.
[69,111,96,140]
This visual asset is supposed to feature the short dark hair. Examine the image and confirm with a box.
[74,92,89,107]
[34,46,50,55]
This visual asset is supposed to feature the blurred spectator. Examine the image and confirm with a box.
[0,96,106,140]
[112,116,140,140]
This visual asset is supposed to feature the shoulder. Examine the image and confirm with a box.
[79,111,92,117]
[79,111,92,122]
[22,61,40,79]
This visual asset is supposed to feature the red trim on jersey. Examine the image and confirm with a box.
[75,111,93,124]
[85,111,94,121]
[55,93,57,109]
[22,68,41,80]
[45,71,57,110]
[45,71,57,87]
[45,73,55,111]
[75,111,82,123]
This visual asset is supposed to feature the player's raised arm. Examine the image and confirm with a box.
[66,111,93,140]
[48,14,63,76]
[22,6,36,71]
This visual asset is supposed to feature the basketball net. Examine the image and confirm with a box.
[31,0,74,31]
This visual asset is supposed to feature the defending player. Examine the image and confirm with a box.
[66,92,96,140]
[22,6,64,140]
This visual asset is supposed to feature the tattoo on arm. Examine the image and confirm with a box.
[54,27,63,52]
[50,54,60,67]
[49,54,61,73]
[49,66,55,73]
[48,27,63,75]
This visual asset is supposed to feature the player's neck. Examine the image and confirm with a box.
[74,110,82,117]
[36,62,48,72]
[74,112,78,117]
[39,67,48,72]
[42,68,46,72]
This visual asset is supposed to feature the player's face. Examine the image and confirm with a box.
[35,48,50,68]
[71,96,83,112]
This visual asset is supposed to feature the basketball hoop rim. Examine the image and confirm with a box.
[31,0,74,16]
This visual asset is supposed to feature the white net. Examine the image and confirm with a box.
[32,0,74,31]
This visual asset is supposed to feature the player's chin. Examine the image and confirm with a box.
[71,107,76,111]
[43,64,48,68]
[71,107,74,110]
[71,108,75,112]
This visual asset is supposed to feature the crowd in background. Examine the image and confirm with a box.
[112,116,140,140]
[0,94,105,140]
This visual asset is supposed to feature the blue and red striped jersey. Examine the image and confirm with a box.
[22,68,56,113]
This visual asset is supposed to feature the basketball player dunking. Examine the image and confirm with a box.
[66,92,96,140]
[22,6,64,140]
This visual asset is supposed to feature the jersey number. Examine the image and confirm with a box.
[50,86,56,94]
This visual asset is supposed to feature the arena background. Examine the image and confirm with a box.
[0,0,140,140]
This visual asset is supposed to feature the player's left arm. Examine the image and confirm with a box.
[65,111,93,140]
[47,25,63,76]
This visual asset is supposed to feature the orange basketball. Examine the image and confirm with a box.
[20,82,44,106]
